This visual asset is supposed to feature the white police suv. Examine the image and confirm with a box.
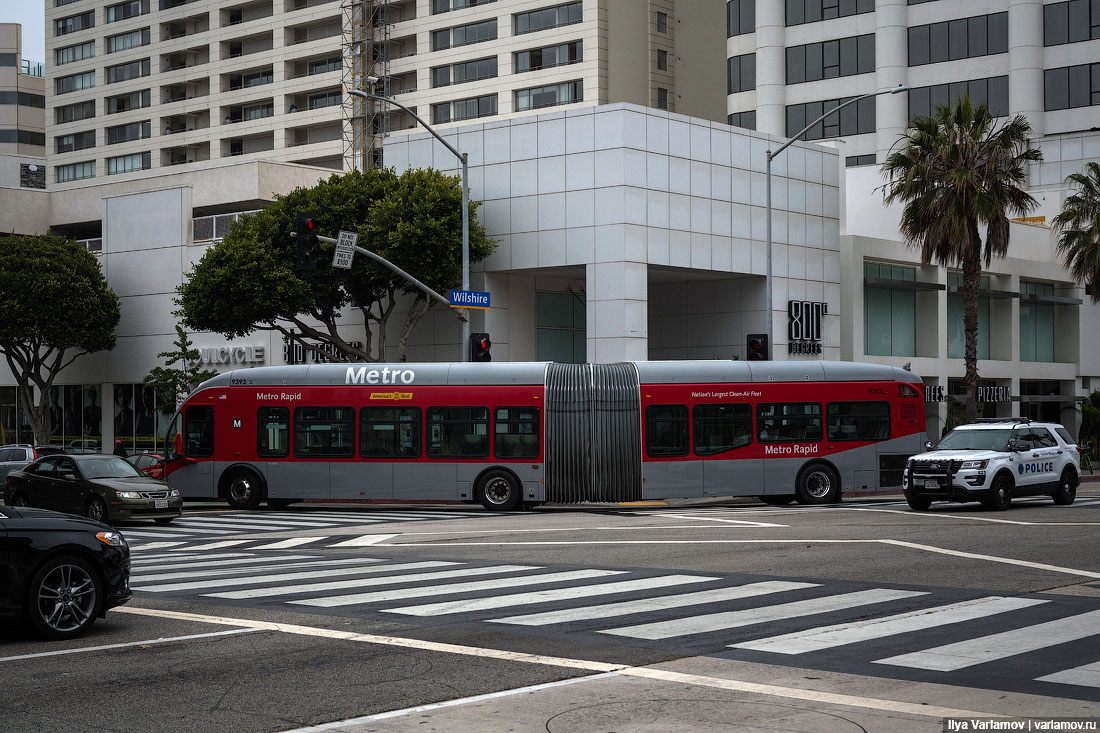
[903,418,1080,511]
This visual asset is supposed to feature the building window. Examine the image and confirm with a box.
[947,272,990,360]
[727,0,754,37]
[515,2,582,35]
[105,0,149,23]
[433,94,498,124]
[1045,63,1100,110]
[908,12,1008,67]
[55,71,95,95]
[56,160,96,183]
[515,80,582,112]
[432,0,496,14]
[106,151,151,175]
[515,41,581,73]
[433,18,497,50]
[1020,282,1056,362]
[55,100,96,124]
[105,58,150,84]
[536,291,585,363]
[864,262,916,357]
[786,34,873,84]
[657,49,667,71]
[105,89,150,114]
[55,41,95,66]
[908,76,1009,119]
[0,130,46,146]
[105,120,151,145]
[845,153,876,166]
[786,0,873,27]
[657,87,668,109]
[1044,0,1100,46]
[55,11,94,36]
[55,129,96,154]
[728,110,756,129]
[308,56,341,75]
[307,90,340,109]
[727,53,755,93]
[786,95,874,140]
[656,11,667,33]
[106,28,151,53]
[0,91,47,108]
[432,56,497,87]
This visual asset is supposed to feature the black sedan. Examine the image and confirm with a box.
[0,505,131,639]
[4,453,183,525]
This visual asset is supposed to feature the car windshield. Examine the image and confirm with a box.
[934,428,1013,452]
[79,456,145,479]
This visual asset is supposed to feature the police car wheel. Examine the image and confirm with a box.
[1053,469,1077,506]
[907,497,932,511]
[984,474,1012,511]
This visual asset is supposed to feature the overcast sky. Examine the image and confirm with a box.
[3,3,46,65]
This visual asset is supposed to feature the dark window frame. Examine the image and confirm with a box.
[786,33,873,84]
[493,406,540,459]
[826,401,891,442]
[757,403,823,443]
[645,404,690,457]
[292,406,355,458]
[257,406,290,457]
[427,406,490,459]
[359,406,422,458]
[693,404,753,456]
[185,405,215,457]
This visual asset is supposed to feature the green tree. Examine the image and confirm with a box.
[1051,161,1100,302]
[142,324,219,413]
[178,168,495,362]
[0,234,120,443]
[1080,389,1100,450]
[881,97,1042,422]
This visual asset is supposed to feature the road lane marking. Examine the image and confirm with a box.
[248,537,329,550]
[878,540,1100,580]
[602,589,928,640]
[731,596,1049,654]
[490,581,818,626]
[649,513,787,527]
[110,608,1007,726]
[327,534,398,547]
[841,506,1100,525]
[0,628,263,663]
[1036,660,1100,688]
[382,575,719,616]
[876,608,1100,671]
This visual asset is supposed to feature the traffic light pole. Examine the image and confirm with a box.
[316,234,464,317]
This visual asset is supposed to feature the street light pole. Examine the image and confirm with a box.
[765,85,907,358]
[348,83,471,361]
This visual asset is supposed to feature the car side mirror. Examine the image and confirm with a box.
[924,441,934,450]
[174,431,183,459]
[60,472,77,481]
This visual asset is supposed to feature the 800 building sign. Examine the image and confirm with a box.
[788,300,826,355]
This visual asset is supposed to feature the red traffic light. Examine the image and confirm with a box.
[470,332,492,362]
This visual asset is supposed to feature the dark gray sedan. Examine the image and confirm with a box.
[4,453,182,525]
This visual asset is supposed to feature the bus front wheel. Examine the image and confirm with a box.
[477,470,521,512]
[224,469,263,510]
[796,464,840,505]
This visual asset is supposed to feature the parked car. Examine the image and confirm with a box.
[67,439,101,454]
[0,504,131,639]
[129,452,164,480]
[903,418,1080,511]
[0,444,66,486]
[4,453,183,525]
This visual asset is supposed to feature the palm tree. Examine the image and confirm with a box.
[1052,161,1100,303]
[881,96,1042,423]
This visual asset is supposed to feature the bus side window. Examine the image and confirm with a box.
[494,406,540,459]
[693,403,752,456]
[360,407,422,458]
[185,406,215,457]
[758,403,821,443]
[258,406,290,457]
[826,401,891,442]
[293,406,355,457]
[427,407,489,458]
[645,404,689,457]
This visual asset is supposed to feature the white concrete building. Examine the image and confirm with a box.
[1,23,48,235]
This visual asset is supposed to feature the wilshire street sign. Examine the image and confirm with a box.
[449,289,490,309]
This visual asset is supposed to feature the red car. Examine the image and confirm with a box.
[130,453,164,480]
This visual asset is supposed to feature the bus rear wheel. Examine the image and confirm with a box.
[796,464,840,505]
[224,469,263,510]
[477,470,521,512]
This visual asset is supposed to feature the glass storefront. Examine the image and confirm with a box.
[864,263,915,357]
[946,272,990,360]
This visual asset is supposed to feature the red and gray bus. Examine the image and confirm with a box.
[162,360,925,510]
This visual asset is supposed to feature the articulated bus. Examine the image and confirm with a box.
[162,360,926,511]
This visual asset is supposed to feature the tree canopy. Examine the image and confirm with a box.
[1052,161,1100,303]
[177,167,495,362]
[881,97,1041,422]
[143,324,218,413]
[0,234,121,442]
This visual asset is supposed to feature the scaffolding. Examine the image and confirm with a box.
[342,0,390,171]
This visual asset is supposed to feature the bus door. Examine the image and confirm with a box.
[693,404,761,496]
[348,406,414,500]
[643,405,703,499]
[172,405,215,497]
[257,407,328,500]
[396,407,484,501]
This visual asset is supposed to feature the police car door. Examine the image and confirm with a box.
[1029,427,1064,488]
[1013,429,1049,493]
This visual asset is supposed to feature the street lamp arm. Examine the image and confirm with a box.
[347,89,466,164]
[768,86,908,161]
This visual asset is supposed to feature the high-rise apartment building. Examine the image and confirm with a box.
[1,23,48,235]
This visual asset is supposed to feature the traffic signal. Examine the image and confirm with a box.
[295,211,319,270]
[746,333,769,361]
[470,332,492,362]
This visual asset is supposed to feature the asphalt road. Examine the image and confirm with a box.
[3,488,1100,732]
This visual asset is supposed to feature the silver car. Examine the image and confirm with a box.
[0,444,66,487]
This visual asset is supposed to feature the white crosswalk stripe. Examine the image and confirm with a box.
[383,575,720,617]
[875,608,1100,671]
[1036,660,1100,688]
[130,553,316,570]
[133,557,381,583]
[134,559,426,592]
[488,581,819,626]
[730,596,1049,654]
[601,588,928,640]
[248,537,330,550]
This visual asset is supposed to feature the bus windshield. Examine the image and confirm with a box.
[934,428,1013,452]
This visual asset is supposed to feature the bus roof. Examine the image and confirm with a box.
[194,360,920,391]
